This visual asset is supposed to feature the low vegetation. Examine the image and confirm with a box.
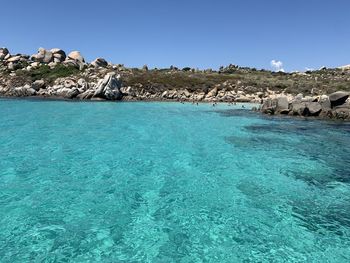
[1,59,349,96]
[123,68,350,95]
[16,64,80,83]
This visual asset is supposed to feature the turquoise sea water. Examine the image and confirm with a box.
[0,99,350,262]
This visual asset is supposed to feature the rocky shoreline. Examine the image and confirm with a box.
[259,91,350,121]
[0,47,266,103]
[1,47,350,120]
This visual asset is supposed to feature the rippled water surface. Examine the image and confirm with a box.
[0,99,350,262]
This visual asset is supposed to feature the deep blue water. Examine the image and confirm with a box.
[0,99,350,262]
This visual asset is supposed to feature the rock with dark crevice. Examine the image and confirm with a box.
[51,48,66,62]
[329,91,349,108]
[304,102,322,116]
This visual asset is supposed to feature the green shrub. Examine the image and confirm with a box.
[31,64,80,82]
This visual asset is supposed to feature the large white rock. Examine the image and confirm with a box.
[6,55,22,63]
[67,51,85,62]
[31,48,53,63]
[13,85,37,96]
[56,87,79,99]
[66,51,85,70]
[93,73,123,100]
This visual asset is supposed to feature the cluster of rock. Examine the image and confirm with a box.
[0,70,270,102]
[0,72,123,101]
[0,47,129,100]
[31,48,66,63]
[141,86,263,103]
[0,47,109,71]
[260,91,350,120]
[122,86,261,103]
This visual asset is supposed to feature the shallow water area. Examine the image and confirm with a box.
[0,99,349,262]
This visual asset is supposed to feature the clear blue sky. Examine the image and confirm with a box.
[1,0,349,72]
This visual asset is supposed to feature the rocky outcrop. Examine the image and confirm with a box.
[329,91,349,108]
[51,48,66,62]
[0,68,124,100]
[31,48,53,63]
[261,92,350,120]
[57,87,80,99]
[261,96,289,114]
[6,84,37,97]
[41,73,123,100]
[304,102,322,116]
[1,47,85,71]
[7,55,23,63]
[66,51,83,62]
[92,58,108,68]
[93,73,123,100]
[65,51,86,70]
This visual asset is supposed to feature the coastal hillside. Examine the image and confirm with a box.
[1,47,349,103]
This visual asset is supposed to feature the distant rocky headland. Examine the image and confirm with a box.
[0,47,349,120]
